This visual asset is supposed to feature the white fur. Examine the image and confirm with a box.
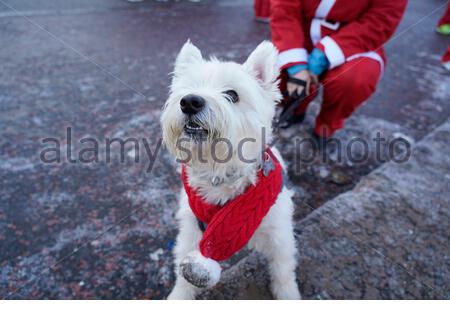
[180,250,222,288]
[161,41,300,300]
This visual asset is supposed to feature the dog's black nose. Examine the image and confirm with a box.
[180,94,205,115]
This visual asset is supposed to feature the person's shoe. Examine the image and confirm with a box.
[436,24,450,36]
[254,17,270,23]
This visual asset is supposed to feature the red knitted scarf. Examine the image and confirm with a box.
[181,148,283,261]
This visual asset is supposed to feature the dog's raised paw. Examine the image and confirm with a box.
[179,251,221,288]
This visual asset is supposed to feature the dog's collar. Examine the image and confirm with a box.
[181,147,283,261]
[209,149,277,187]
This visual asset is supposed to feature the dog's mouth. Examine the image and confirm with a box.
[183,120,208,139]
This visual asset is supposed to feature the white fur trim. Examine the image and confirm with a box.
[277,48,308,68]
[348,51,385,77]
[315,0,336,18]
[311,0,337,45]
[320,36,345,69]
[310,18,322,45]
[443,61,450,71]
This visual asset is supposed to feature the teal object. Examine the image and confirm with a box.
[287,63,308,77]
[308,48,330,76]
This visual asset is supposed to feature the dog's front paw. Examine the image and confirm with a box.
[179,251,221,288]
[271,281,301,300]
[167,287,196,300]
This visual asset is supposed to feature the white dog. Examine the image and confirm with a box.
[160,40,300,300]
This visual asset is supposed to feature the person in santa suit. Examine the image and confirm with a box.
[441,46,450,71]
[254,0,271,22]
[437,2,450,36]
[436,2,450,70]
[270,0,408,143]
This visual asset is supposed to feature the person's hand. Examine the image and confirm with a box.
[287,69,316,97]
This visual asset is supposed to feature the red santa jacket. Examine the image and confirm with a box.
[270,0,408,73]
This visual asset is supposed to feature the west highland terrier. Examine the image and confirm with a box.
[160,40,300,300]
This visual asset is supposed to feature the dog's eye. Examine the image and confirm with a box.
[223,90,239,103]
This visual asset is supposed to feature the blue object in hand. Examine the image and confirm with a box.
[308,48,330,76]
[287,63,308,77]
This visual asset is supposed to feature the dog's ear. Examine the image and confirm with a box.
[244,41,279,89]
[174,40,203,72]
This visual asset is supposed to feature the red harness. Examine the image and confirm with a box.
[181,148,283,261]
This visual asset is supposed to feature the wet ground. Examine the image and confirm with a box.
[0,0,449,299]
